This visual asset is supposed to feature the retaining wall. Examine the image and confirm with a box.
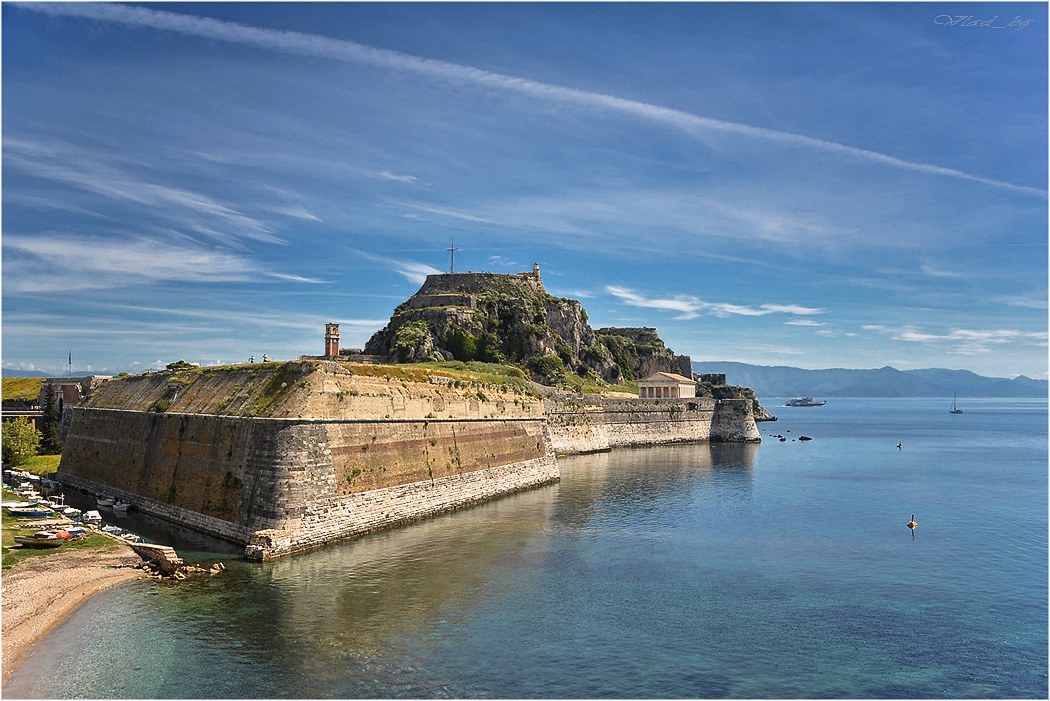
[59,407,557,559]
[545,395,760,455]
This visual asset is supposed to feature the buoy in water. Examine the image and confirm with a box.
[907,514,918,530]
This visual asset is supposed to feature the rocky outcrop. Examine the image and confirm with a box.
[364,271,690,386]
[696,380,777,422]
[594,327,692,382]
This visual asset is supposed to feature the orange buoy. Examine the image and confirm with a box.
[907,514,918,530]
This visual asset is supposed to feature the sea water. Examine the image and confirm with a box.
[5,398,1046,698]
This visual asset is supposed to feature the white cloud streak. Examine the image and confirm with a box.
[377,171,418,183]
[353,250,443,285]
[399,202,497,224]
[4,137,281,246]
[865,324,1048,354]
[19,2,1045,197]
[2,234,320,293]
[606,286,824,320]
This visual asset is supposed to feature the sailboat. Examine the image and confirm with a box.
[950,393,963,414]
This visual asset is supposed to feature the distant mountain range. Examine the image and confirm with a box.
[2,369,51,378]
[694,362,1048,399]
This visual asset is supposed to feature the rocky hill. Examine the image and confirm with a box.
[363,269,692,386]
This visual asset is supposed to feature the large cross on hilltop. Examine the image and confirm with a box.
[446,240,460,273]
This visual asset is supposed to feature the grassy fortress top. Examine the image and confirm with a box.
[82,360,543,420]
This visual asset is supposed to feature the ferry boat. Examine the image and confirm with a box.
[785,397,826,407]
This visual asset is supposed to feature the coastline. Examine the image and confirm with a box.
[1,545,143,686]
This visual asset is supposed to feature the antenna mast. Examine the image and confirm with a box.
[446,239,461,273]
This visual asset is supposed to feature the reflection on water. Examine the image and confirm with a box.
[554,442,756,529]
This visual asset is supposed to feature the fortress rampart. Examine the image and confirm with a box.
[57,360,759,559]
[544,395,760,455]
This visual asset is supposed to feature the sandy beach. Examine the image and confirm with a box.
[1,545,144,686]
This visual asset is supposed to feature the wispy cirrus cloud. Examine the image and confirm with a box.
[2,233,320,293]
[267,205,322,222]
[920,264,964,279]
[4,137,282,246]
[863,324,1048,354]
[994,294,1049,310]
[606,286,824,320]
[18,2,1044,197]
[354,250,443,285]
[398,202,496,224]
[377,170,418,183]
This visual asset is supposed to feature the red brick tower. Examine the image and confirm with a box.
[324,323,340,358]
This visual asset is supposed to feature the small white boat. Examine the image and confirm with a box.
[62,506,82,518]
[96,496,116,507]
[120,532,143,543]
[100,525,123,535]
[82,510,102,523]
[112,501,132,514]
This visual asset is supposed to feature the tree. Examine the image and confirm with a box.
[39,383,64,454]
[2,417,41,467]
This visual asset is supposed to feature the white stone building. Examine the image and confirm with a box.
[638,372,696,399]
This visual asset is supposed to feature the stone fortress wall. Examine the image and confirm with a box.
[544,395,760,455]
[57,359,759,560]
[59,362,557,559]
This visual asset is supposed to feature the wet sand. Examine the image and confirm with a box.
[1,545,143,686]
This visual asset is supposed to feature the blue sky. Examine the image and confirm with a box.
[3,2,1047,379]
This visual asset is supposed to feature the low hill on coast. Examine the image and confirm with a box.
[693,362,1048,398]
[362,269,692,387]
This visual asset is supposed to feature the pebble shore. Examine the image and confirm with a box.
[1,545,143,686]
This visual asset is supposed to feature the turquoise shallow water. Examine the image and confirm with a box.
[5,398,1046,698]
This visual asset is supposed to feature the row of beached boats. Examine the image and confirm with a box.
[3,472,145,548]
